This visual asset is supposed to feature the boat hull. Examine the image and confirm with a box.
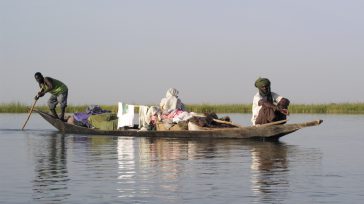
[34,110,323,140]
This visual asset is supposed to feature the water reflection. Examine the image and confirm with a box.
[116,137,138,197]
[115,137,292,202]
[29,133,70,203]
[27,133,318,203]
[249,142,289,203]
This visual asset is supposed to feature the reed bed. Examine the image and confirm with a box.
[0,102,30,113]
[0,103,115,114]
[289,103,364,114]
[185,104,251,113]
[1,102,364,114]
[186,103,364,114]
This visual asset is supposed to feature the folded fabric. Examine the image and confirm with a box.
[172,111,194,123]
[161,109,184,120]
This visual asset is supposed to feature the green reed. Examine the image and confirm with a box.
[0,102,29,113]
[1,102,364,114]
[289,103,364,114]
[185,103,363,114]
[185,104,251,113]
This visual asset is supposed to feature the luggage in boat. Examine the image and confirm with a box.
[88,113,118,130]
[156,120,188,131]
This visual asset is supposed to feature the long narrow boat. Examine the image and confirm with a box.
[34,110,323,140]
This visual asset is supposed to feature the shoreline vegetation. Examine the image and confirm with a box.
[1,102,364,114]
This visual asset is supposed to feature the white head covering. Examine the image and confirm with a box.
[166,88,179,98]
[160,88,184,114]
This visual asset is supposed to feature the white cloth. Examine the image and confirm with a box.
[138,105,149,129]
[146,106,160,124]
[160,88,185,114]
[172,111,195,123]
[117,102,135,128]
[251,92,283,125]
[138,106,161,130]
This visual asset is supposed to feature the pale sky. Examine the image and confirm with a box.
[1,0,363,106]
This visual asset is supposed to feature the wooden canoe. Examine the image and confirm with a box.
[34,110,323,140]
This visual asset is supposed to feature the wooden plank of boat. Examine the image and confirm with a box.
[34,109,323,140]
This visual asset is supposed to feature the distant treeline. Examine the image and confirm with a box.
[1,102,364,114]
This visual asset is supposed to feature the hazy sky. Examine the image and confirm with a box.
[1,0,363,106]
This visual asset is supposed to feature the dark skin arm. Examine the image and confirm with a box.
[35,77,54,99]
[258,99,289,115]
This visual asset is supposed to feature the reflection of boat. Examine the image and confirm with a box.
[35,110,323,140]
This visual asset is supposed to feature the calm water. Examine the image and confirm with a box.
[0,113,363,204]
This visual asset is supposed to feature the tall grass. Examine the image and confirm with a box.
[1,102,364,114]
[186,103,364,114]
[0,103,115,113]
[289,103,364,114]
[185,104,251,113]
[0,102,29,113]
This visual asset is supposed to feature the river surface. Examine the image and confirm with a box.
[0,113,363,204]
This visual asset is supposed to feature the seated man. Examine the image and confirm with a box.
[251,77,290,125]
[159,88,185,115]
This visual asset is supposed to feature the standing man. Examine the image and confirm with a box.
[251,77,290,125]
[34,72,68,121]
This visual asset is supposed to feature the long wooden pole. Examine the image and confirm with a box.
[258,119,288,127]
[21,99,38,130]
[212,118,245,128]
